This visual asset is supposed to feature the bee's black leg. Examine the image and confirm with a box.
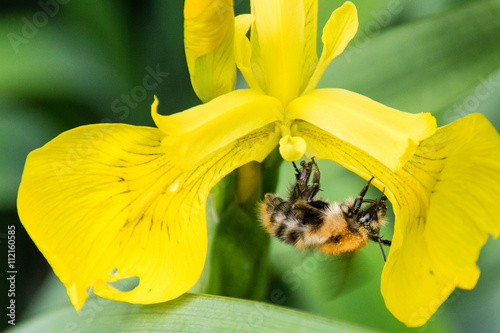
[377,232,387,262]
[370,231,390,262]
[292,161,300,180]
[376,188,388,217]
[306,157,320,202]
[353,176,374,214]
[369,234,391,246]
[381,239,392,246]
[298,160,312,184]
[290,160,313,203]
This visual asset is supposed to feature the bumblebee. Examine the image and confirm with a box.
[260,158,391,261]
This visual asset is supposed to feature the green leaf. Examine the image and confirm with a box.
[0,101,60,209]
[205,201,270,300]
[0,14,129,107]
[65,1,130,73]
[9,294,380,333]
[321,0,500,118]
[205,153,283,300]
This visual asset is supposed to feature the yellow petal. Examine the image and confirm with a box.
[17,122,280,310]
[184,0,233,61]
[287,88,437,171]
[17,125,191,309]
[383,114,500,326]
[304,1,358,93]
[294,113,500,326]
[293,119,402,207]
[250,0,308,105]
[152,90,283,170]
[422,114,500,282]
[299,0,319,94]
[184,0,236,102]
[380,226,458,327]
[234,14,261,91]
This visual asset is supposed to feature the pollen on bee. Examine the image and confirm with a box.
[319,229,369,255]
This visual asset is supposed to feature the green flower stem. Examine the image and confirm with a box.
[205,149,282,300]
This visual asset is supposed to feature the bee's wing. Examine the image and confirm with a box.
[310,253,373,300]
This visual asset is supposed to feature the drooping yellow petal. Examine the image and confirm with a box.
[250,0,307,104]
[304,1,358,93]
[292,119,402,208]
[294,113,500,326]
[17,125,190,309]
[152,90,283,170]
[383,114,500,326]
[184,0,236,102]
[17,122,280,310]
[287,88,437,171]
[420,115,500,280]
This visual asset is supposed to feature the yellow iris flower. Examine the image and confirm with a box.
[17,0,500,327]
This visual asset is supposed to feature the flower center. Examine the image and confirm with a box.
[279,123,306,161]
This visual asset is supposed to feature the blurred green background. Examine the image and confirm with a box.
[1,0,500,332]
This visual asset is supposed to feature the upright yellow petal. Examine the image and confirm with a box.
[304,1,358,93]
[152,90,283,170]
[234,13,261,91]
[250,0,307,104]
[17,121,280,310]
[184,0,236,102]
[287,88,437,170]
[299,0,319,93]
[294,113,500,326]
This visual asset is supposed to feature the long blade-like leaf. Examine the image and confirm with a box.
[9,294,381,333]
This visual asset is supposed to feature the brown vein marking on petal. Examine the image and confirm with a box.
[167,126,279,227]
[295,122,431,224]
[411,154,447,161]
[115,124,278,244]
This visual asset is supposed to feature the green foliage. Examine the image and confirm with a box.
[321,0,500,123]
[8,294,380,333]
[206,201,270,300]
[205,150,282,300]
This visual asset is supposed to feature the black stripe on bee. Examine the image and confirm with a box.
[285,229,303,245]
[308,200,329,210]
[293,202,325,228]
